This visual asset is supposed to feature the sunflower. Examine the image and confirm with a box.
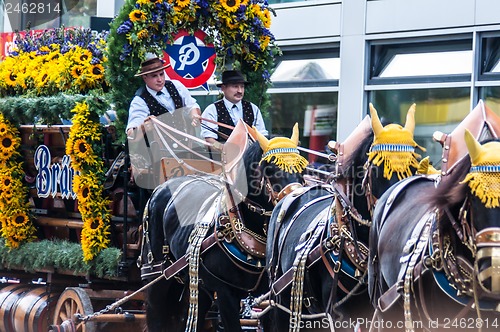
[10,211,29,227]
[176,0,190,8]
[71,65,84,79]
[72,138,93,159]
[77,49,93,64]
[129,9,147,22]
[0,123,8,135]
[259,35,271,50]
[0,187,13,201]
[220,0,241,12]
[261,8,272,29]
[137,29,149,40]
[75,183,92,204]
[0,174,13,188]
[4,70,17,87]
[91,64,104,77]
[0,133,16,154]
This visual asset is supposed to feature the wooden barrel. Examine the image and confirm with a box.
[0,284,31,332]
[12,287,60,332]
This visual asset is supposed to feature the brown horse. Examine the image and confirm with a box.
[263,104,424,332]
[369,130,500,331]
[139,122,307,332]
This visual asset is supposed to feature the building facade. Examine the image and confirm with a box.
[2,0,500,165]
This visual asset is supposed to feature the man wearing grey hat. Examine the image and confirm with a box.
[201,70,268,150]
[126,54,201,140]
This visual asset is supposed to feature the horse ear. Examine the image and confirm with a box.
[253,126,269,151]
[369,103,383,137]
[464,128,482,164]
[291,123,299,146]
[404,103,416,134]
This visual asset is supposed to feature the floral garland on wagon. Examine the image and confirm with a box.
[0,113,36,249]
[106,0,279,136]
[0,27,108,99]
[0,28,112,263]
[66,101,112,262]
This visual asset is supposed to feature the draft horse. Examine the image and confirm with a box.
[369,130,500,331]
[139,121,308,332]
[262,104,424,332]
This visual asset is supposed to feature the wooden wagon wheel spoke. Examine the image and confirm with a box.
[52,287,96,332]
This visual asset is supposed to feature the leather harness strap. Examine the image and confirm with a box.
[272,239,350,296]
[163,232,218,280]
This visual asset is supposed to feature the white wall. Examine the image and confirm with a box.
[270,0,500,141]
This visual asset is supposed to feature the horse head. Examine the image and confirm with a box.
[462,129,500,297]
[248,123,307,208]
[366,103,424,201]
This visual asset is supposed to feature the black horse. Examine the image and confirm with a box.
[139,121,307,332]
[262,104,423,332]
[369,130,500,331]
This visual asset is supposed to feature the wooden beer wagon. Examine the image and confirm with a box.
[0,122,143,332]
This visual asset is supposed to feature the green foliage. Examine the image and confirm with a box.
[0,93,110,126]
[0,238,122,278]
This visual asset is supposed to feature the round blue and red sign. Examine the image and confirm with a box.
[163,30,216,90]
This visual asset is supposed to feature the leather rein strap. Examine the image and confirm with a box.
[163,232,218,280]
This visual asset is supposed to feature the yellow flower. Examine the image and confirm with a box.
[0,133,16,154]
[137,29,149,40]
[77,49,93,64]
[261,8,272,29]
[176,0,190,8]
[10,211,29,227]
[72,139,93,159]
[220,0,241,12]
[71,65,84,79]
[0,123,8,135]
[129,9,147,22]
[0,174,13,188]
[4,70,17,87]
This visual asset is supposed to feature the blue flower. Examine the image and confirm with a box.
[117,21,133,34]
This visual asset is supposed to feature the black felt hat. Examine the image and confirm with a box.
[216,70,249,87]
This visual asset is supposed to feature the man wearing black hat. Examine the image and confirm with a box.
[200,70,268,148]
[126,54,201,140]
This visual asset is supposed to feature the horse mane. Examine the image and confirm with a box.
[242,140,264,196]
[423,137,500,211]
[424,157,470,211]
[342,131,374,177]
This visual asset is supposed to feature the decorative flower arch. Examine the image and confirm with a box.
[106,0,280,135]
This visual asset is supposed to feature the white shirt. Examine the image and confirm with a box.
[200,97,268,139]
[126,80,200,131]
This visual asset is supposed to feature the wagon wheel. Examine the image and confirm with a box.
[52,287,96,332]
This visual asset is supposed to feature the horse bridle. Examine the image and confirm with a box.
[361,160,379,216]
[263,178,303,206]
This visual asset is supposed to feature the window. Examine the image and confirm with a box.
[379,51,472,78]
[268,46,339,163]
[478,33,500,117]
[369,38,472,84]
[368,37,473,166]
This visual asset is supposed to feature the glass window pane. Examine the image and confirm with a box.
[492,60,500,73]
[61,0,97,28]
[269,92,338,164]
[380,51,473,78]
[482,86,500,116]
[370,88,470,166]
[272,58,340,81]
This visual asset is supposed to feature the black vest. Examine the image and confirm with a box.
[215,100,254,142]
[137,81,189,146]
